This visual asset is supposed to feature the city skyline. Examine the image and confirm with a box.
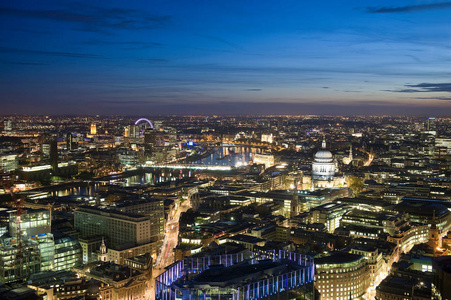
[1,0,451,115]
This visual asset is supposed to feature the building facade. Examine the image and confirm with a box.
[315,252,370,300]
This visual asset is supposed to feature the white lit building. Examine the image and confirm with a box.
[312,139,337,189]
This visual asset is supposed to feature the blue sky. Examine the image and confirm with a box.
[1,0,451,115]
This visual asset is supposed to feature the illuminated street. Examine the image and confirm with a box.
[148,198,190,298]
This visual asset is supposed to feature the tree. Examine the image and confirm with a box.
[347,175,364,197]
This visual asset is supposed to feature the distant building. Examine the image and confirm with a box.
[261,133,274,143]
[0,153,18,172]
[66,132,77,151]
[253,153,275,168]
[3,119,12,133]
[426,117,436,131]
[19,161,78,181]
[144,128,156,153]
[90,123,97,135]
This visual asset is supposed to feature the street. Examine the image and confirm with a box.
[148,198,190,299]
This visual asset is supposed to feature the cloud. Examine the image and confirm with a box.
[0,47,101,58]
[416,97,451,101]
[366,2,451,13]
[244,89,262,91]
[395,83,451,93]
[98,100,157,105]
[0,5,171,33]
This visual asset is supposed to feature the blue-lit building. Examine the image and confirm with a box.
[155,249,314,300]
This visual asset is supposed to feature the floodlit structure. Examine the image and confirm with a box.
[155,249,314,300]
[312,139,335,183]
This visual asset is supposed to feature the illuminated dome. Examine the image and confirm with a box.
[315,149,333,160]
[312,139,335,181]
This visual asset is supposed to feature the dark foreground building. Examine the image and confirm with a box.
[155,249,314,300]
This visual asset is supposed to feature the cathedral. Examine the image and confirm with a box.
[311,138,343,190]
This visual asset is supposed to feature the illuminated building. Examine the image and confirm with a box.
[9,209,54,271]
[97,237,107,262]
[253,153,275,168]
[53,232,82,271]
[261,133,274,143]
[0,153,18,172]
[118,150,140,168]
[74,206,161,261]
[79,236,103,264]
[342,145,353,165]
[90,123,96,135]
[315,252,370,300]
[155,250,314,300]
[308,203,350,233]
[0,236,41,283]
[19,162,78,181]
[114,197,165,243]
[41,143,50,158]
[78,261,148,300]
[387,223,429,254]
[75,206,154,248]
[312,139,336,189]
[3,119,12,133]
[426,117,437,135]
[350,246,386,288]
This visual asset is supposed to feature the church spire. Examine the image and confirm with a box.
[98,236,108,262]
[100,236,107,254]
[322,138,326,149]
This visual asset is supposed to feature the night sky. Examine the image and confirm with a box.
[1,1,451,115]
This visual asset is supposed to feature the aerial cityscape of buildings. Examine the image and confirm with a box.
[2,0,451,299]
[0,115,450,299]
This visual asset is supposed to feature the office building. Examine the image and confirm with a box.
[114,197,165,242]
[426,117,436,131]
[0,153,18,172]
[74,206,153,248]
[53,232,82,271]
[0,237,41,283]
[9,209,54,271]
[315,252,370,300]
